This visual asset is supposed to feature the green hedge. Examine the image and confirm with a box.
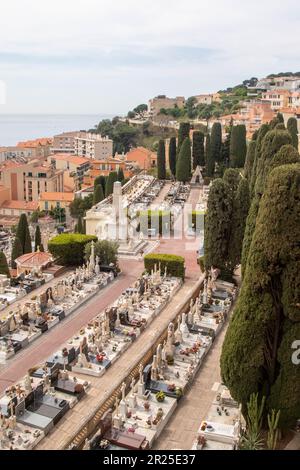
[144,253,185,279]
[138,210,171,236]
[48,233,97,266]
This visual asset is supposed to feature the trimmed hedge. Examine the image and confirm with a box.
[144,253,185,279]
[48,233,97,266]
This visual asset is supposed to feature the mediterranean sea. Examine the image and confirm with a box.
[0,114,114,146]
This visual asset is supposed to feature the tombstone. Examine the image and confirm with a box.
[137,363,145,397]
[128,378,137,409]
[180,312,189,338]
[113,398,122,429]
[175,317,183,344]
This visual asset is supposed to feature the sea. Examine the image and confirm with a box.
[0,114,114,146]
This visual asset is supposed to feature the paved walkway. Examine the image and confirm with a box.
[36,276,204,449]
[153,321,228,450]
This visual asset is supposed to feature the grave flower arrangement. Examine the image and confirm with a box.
[155,391,166,403]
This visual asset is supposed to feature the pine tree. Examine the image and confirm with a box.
[176,137,191,183]
[229,125,247,168]
[177,122,190,154]
[205,134,214,177]
[192,131,205,169]
[169,137,177,176]
[16,213,32,254]
[204,178,232,272]
[117,167,125,182]
[244,140,256,181]
[93,184,104,205]
[157,139,166,180]
[0,252,10,278]
[227,178,250,271]
[34,225,42,252]
[221,164,300,428]
[287,117,299,149]
[11,237,23,269]
[210,122,222,163]
[105,171,118,197]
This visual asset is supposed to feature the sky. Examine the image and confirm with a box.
[0,0,300,114]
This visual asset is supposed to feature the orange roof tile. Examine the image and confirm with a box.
[39,192,74,202]
[50,153,90,165]
[15,251,53,267]
[0,200,38,211]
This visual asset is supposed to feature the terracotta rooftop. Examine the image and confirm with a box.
[39,192,74,202]
[50,153,90,165]
[17,138,53,148]
[15,251,53,267]
[0,200,39,211]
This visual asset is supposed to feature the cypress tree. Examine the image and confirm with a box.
[277,112,284,123]
[204,178,232,272]
[244,140,256,181]
[0,252,10,278]
[287,117,298,149]
[227,178,250,271]
[105,171,118,197]
[229,125,247,168]
[221,128,231,166]
[93,184,104,205]
[117,167,125,182]
[16,213,32,254]
[221,164,300,427]
[250,124,269,197]
[94,175,106,194]
[223,168,241,196]
[157,139,166,180]
[176,137,191,183]
[177,122,190,154]
[241,196,260,276]
[34,225,42,252]
[11,237,23,269]
[210,122,222,163]
[205,134,214,177]
[169,137,177,176]
[192,131,205,169]
[76,216,84,234]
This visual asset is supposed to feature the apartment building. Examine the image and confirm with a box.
[125,147,157,170]
[0,146,35,163]
[261,90,290,110]
[0,159,64,202]
[47,153,91,190]
[16,138,53,158]
[148,95,185,116]
[39,192,74,211]
[83,158,129,187]
[52,131,113,159]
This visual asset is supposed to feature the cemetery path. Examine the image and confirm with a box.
[153,319,228,450]
[152,181,172,205]
[0,260,143,393]
[35,276,204,450]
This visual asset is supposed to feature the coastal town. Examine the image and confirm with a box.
[0,69,299,454]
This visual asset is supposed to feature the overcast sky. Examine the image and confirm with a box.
[0,0,299,114]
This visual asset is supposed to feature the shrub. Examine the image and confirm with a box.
[144,253,185,279]
[48,233,97,266]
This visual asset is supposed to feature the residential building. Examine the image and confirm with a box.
[39,192,74,211]
[0,159,64,202]
[125,147,157,170]
[83,158,130,187]
[148,95,185,116]
[16,138,53,158]
[0,200,39,217]
[0,146,35,163]
[47,153,91,190]
[261,89,290,110]
[52,131,113,159]
[254,76,300,92]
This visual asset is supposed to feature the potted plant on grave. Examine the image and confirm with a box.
[197,435,207,450]
[155,391,166,403]
[167,383,176,392]
[143,401,150,411]
[175,387,183,399]
[166,355,174,365]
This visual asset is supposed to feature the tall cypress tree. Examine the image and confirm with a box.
[227,178,250,271]
[204,178,232,272]
[205,134,214,177]
[221,164,300,428]
[192,131,205,169]
[0,252,10,278]
[117,167,125,182]
[176,137,191,183]
[76,216,84,234]
[221,128,231,166]
[287,117,299,149]
[210,122,222,163]
[16,213,32,254]
[169,137,177,177]
[229,125,247,168]
[93,184,104,205]
[244,140,256,181]
[177,122,190,154]
[157,139,166,180]
[105,171,118,197]
[250,123,269,197]
[34,225,42,252]
[223,168,241,196]
[11,237,23,269]
[94,175,107,194]
[277,111,284,123]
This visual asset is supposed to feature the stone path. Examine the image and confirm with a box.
[153,321,228,450]
[35,275,204,450]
